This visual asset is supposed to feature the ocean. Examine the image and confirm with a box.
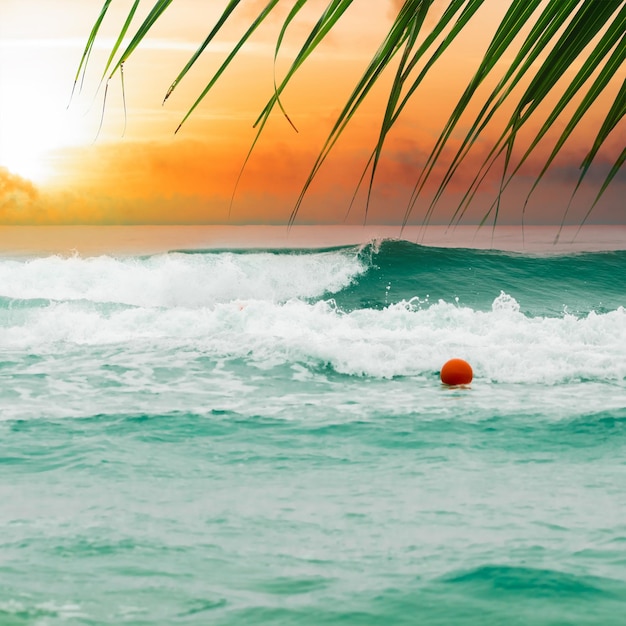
[0,225,625,625]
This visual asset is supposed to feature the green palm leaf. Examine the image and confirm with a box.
[174,0,282,134]
[69,0,113,102]
[107,0,175,79]
[436,0,624,228]
[98,0,142,84]
[74,0,625,226]
[162,0,243,104]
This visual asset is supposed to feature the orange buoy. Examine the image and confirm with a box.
[440,358,473,386]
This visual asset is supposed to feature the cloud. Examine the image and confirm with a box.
[3,123,623,226]
[0,168,40,222]
[0,167,105,224]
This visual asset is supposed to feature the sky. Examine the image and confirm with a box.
[0,0,624,226]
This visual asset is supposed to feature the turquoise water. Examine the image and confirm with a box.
[1,238,625,625]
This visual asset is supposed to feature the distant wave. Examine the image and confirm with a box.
[0,241,624,383]
[1,239,624,315]
[336,239,626,315]
[441,564,616,597]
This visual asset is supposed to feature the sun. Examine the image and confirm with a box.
[0,40,92,186]
[0,96,85,184]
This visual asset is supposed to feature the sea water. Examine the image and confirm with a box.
[0,227,625,625]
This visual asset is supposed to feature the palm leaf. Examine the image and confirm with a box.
[229,0,355,215]
[69,0,113,103]
[162,0,243,104]
[564,77,626,233]
[75,0,625,227]
[412,0,554,226]
[108,0,175,78]
[174,0,282,134]
[271,0,308,131]
[415,0,583,222]
[294,0,485,224]
[437,0,624,228]
[576,146,625,231]
[288,0,426,225]
[516,21,625,215]
[101,0,142,83]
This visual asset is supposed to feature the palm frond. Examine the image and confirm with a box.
[101,0,141,83]
[74,0,625,225]
[162,0,243,104]
[107,0,175,79]
[69,0,113,103]
[174,0,282,134]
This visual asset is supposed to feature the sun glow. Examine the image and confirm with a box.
[0,37,92,186]
[0,94,88,184]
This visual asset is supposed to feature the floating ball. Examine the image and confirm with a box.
[440,358,473,386]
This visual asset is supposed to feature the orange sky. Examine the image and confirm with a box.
[0,0,624,225]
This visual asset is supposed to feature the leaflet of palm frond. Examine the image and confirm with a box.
[394,0,481,82]
[271,0,309,131]
[580,77,626,174]
[344,151,375,223]
[576,147,626,234]
[402,0,541,224]
[174,0,281,134]
[363,1,432,223]
[560,78,626,232]
[494,0,623,226]
[466,57,623,232]
[162,0,243,105]
[506,0,621,134]
[451,59,626,230]
[230,0,359,216]
[225,0,307,213]
[405,0,561,231]
[438,135,507,229]
[424,0,623,229]
[418,0,584,222]
[516,26,625,218]
[120,64,127,137]
[107,0,175,79]
[401,0,549,228]
[484,39,623,229]
[396,4,496,230]
[287,0,425,226]
[253,0,357,131]
[95,77,110,142]
[447,142,507,229]
[429,0,622,229]
[101,0,141,84]
[431,0,616,229]
[229,0,342,216]
[291,0,477,226]
[336,0,467,222]
[70,0,113,103]
[465,138,521,231]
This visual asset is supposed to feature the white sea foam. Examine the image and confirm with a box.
[0,250,365,307]
[1,291,624,385]
[1,253,624,386]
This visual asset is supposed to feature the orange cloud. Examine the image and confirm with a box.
[0,168,40,222]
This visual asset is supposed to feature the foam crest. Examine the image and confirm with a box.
[491,291,521,313]
[2,292,624,384]
[0,250,365,307]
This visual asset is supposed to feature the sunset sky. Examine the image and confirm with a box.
[0,0,624,225]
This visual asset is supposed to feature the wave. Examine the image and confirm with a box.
[441,564,610,597]
[0,293,624,383]
[0,247,365,308]
[0,241,624,383]
[341,239,626,315]
[1,239,623,315]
